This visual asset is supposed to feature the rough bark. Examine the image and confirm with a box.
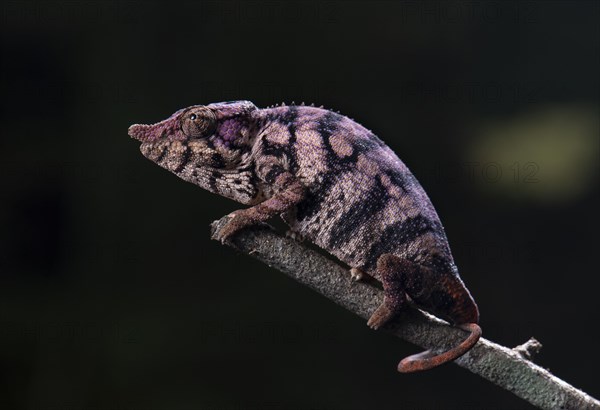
[210,217,600,410]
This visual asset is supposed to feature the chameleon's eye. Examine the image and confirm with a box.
[182,109,217,139]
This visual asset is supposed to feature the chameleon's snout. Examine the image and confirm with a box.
[128,123,147,141]
[128,122,168,142]
[128,114,183,142]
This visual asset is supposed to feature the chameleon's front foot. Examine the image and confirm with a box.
[212,211,255,244]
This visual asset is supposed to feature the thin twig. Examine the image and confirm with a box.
[210,217,600,410]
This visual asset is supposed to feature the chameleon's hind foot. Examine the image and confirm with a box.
[367,254,410,329]
[367,302,396,329]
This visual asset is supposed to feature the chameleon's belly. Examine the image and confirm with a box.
[284,165,449,275]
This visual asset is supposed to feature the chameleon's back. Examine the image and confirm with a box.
[256,105,478,325]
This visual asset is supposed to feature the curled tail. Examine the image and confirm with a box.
[397,323,481,373]
[400,272,481,373]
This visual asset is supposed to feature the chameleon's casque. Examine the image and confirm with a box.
[129,100,481,372]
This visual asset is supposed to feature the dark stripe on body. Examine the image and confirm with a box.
[174,146,191,173]
[364,214,442,270]
[156,145,168,163]
[264,167,284,184]
[282,106,299,173]
[209,170,219,192]
[384,168,414,194]
[210,152,225,168]
[326,177,389,248]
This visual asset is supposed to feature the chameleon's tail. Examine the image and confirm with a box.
[375,255,481,373]
[398,273,481,373]
[396,322,481,373]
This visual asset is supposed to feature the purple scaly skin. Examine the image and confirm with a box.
[128,101,481,373]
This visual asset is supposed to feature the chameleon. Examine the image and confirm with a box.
[128,100,481,373]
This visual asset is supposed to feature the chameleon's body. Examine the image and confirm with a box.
[129,100,481,372]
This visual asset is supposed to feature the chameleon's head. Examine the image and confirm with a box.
[128,101,258,174]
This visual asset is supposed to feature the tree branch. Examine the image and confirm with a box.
[210,217,600,410]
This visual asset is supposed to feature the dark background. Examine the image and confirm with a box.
[1,1,598,409]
